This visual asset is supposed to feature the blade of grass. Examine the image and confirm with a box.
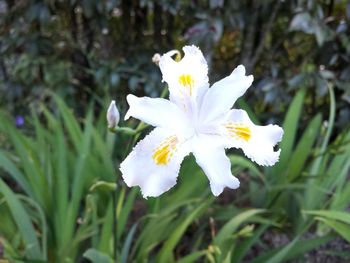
[0,179,42,259]
[304,84,335,209]
[176,250,208,263]
[157,199,212,263]
[303,210,350,224]
[214,209,266,246]
[121,223,138,263]
[0,152,32,196]
[286,114,322,181]
[315,217,350,242]
[250,235,333,263]
[54,95,82,151]
[272,89,305,177]
[214,209,266,261]
[83,248,113,263]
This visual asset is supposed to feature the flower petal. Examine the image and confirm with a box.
[120,127,190,198]
[199,65,253,124]
[159,45,209,107]
[125,94,189,131]
[192,134,240,196]
[223,109,283,166]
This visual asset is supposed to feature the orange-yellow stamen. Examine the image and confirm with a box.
[225,124,251,141]
[178,74,194,95]
[152,136,178,165]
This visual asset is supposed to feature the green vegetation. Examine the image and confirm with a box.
[0,0,349,262]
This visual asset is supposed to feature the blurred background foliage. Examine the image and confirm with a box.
[1,0,350,262]
[1,0,349,126]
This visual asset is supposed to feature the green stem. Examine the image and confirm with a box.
[111,85,169,261]
[113,190,117,262]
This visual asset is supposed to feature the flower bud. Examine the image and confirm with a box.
[107,100,120,129]
[152,53,161,65]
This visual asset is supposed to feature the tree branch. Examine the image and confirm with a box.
[241,0,259,71]
[249,0,281,72]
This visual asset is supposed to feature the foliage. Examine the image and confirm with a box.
[0,96,117,262]
[0,89,350,262]
[1,0,350,262]
[1,0,349,128]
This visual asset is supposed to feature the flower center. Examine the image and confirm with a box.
[152,136,178,165]
[178,74,194,95]
[225,124,251,141]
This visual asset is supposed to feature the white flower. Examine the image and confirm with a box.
[120,45,283,198]
[107,100,120,129]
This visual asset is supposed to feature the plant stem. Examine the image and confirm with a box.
[113,185,118,262]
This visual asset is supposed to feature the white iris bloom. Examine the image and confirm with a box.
[120,45,283,198]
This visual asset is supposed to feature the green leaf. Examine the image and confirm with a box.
[176,250,208,263]
[117,187,138,240]
[272,89,305,177]
[121,223,138,263]
[250,235,333,263]
[89,181,117,193]
[0,151,32,196]
[54,95,82,152]
[214,209,266,262]
[287,114,322,181]
[98,201,114,253]
[315,217,350,242]
[214,209,265,246]
[303,210,350,225]
[231,225,269,263]
[304,85,336,209]
[0,179,43,260]
[156,200,212,263]
[228,155,263,180]
[83,248,113,263]
[289,12,315,34]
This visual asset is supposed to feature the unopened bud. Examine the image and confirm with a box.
[152,50,181,66]
[107,100,120,129]
[152,53,161,65]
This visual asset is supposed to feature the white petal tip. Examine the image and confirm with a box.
[126,94,136,104]
[124,112,130,121]
[248,75,254,83]
[276,127,284,143]
[183,45,200,53]
[212,190,222,197]
[266,124,284,144]
[141,192,156,199]
[262,149,281,167]
[231,177,240,189]
[235,65,246,75]
[210,177,240,196]
[124,94,139,120]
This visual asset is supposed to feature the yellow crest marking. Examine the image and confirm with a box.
[225,123,251,141]
[178,74,194,95]
[152,136,178,165]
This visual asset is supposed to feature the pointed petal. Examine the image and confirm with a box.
[125,94,189,131]
[223,109,283,166]
[199,65,253,124]
[120,128,190,198]
[159,45,209,107]
[192,134,240,196]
